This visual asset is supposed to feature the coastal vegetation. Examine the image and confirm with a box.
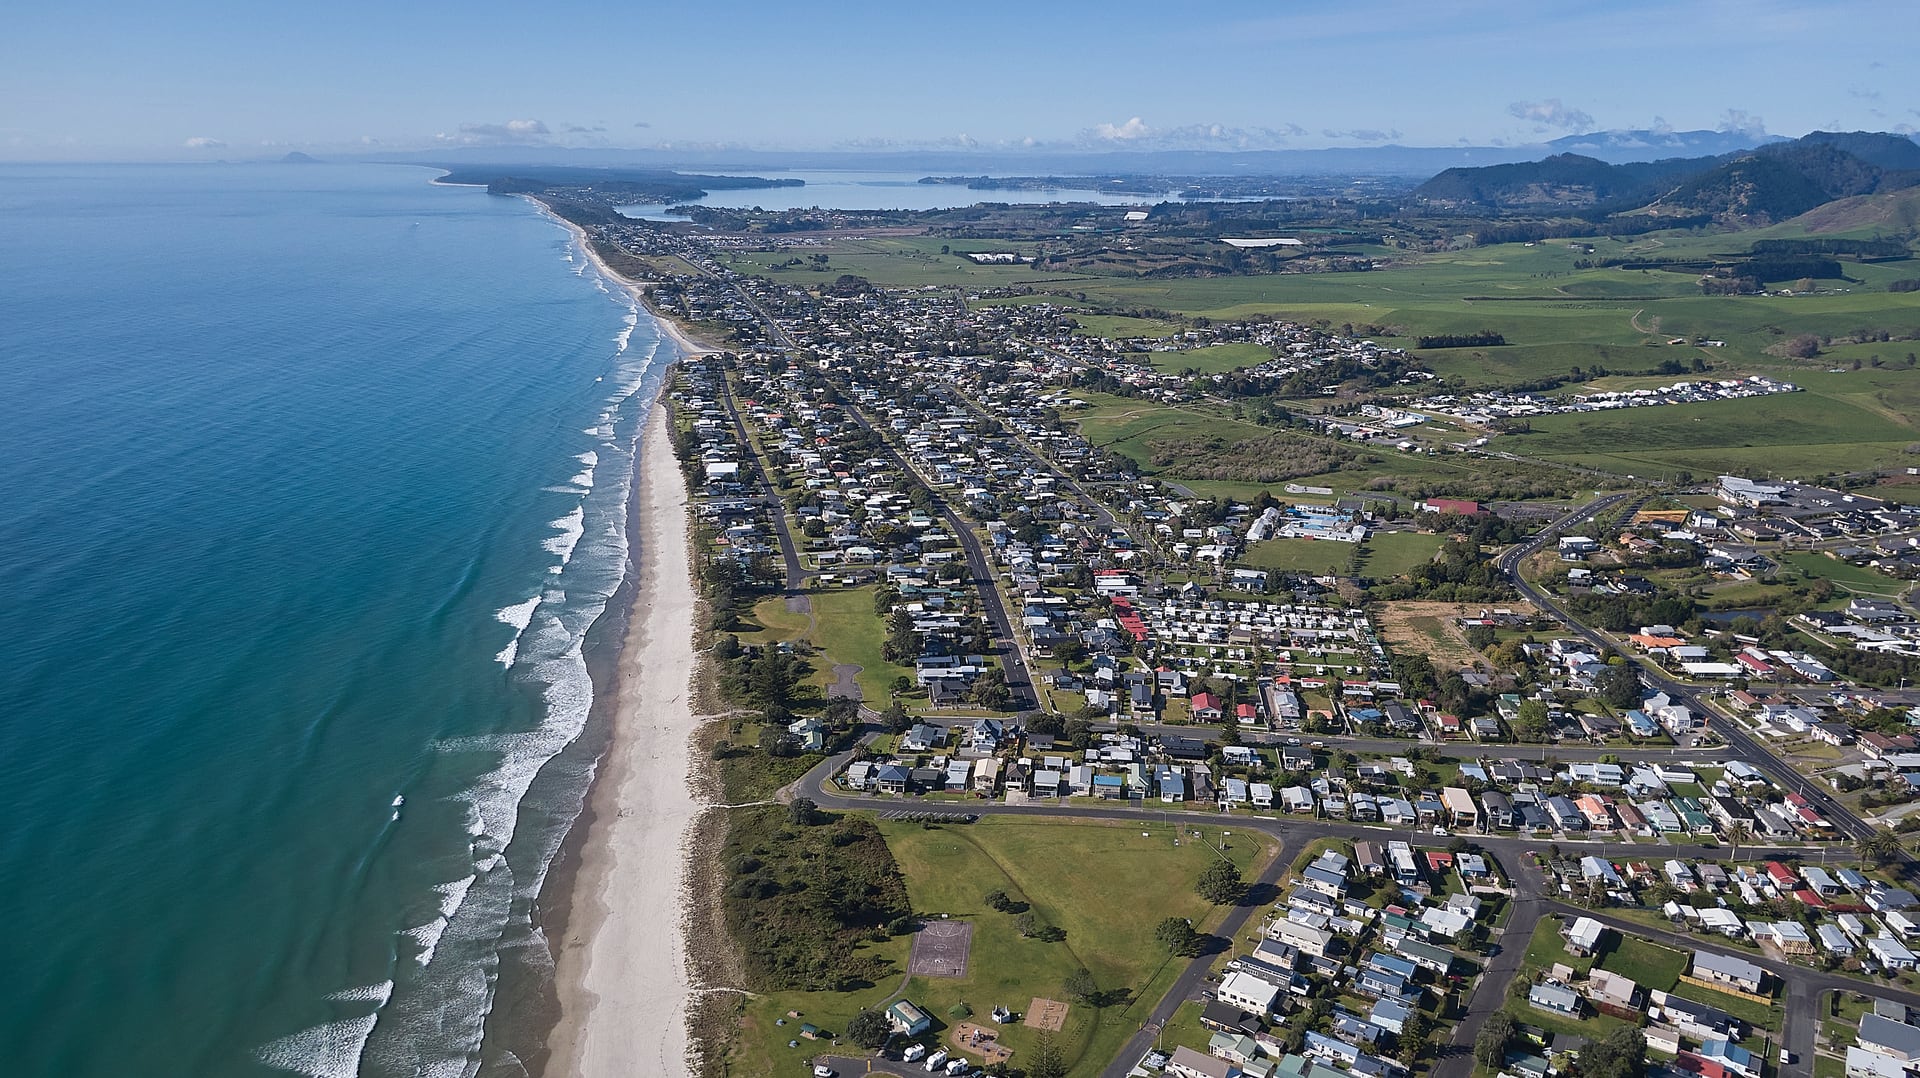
[721,804,913,993]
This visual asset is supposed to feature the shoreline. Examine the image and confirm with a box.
[522,194,727,359]
[541,398,704,1078]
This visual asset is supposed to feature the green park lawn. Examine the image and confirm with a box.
[864,816,1276,1077]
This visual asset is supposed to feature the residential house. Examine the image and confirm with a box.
[1858,1013,1920,1062]
[1529,983,1582,1017]
[1218,970,1281,1016]
[1168,1044,1237,1078]
[1565,917,1609,957]
[1691,951,1766,993]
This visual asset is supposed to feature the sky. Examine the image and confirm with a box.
[3,0,1916,161]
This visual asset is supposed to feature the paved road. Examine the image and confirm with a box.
[1432,887,1543,1078]
[1498,494,1879,846]
[713,364,807,593]
[1097,844,1295,1078]
[830,392,1041,714]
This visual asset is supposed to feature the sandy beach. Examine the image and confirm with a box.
[543,402,704,1078]
[527,196,725,359]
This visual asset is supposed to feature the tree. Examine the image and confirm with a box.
[984,889,1012,912]
[883,700,911,734]
[1015,910,1038,937]
[1155,917,1199,956]
[1724,820,1752,860]
[846,1009,892,1049]
[948,1002,973,1020]
[1859,826,1905,865]
[787,797,820,826]
[1596,661,1641,710]
[1061,967,1098,1005]
[825,696,858,726]
[1513,698,1551,742]
[1580,1027,1646,1078]
[1474,1011,1516,1070]
[1027,1032,1067,1078]
[969,667,1013,711]
[1197,859,1246,905]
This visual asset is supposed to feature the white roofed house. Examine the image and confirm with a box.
[1216,969,1281,1016]
[1870,935,1919,970]
[1565,916,1610,957]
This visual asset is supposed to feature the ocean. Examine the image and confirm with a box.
[0,163,676,1076]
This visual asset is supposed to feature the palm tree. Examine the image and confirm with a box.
[1724,821,1752,861]
[1858,827,1905,866]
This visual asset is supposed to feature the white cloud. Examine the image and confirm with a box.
[1507,99,1595,132]
[1083,118,1306,150]
[456,119,551,143]
[1094,116,1152,141]
[1717,109,1768,137]
[184,136,226,149]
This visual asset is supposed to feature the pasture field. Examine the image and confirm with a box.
[1510,388,1920,480]
[724,230,1920,388]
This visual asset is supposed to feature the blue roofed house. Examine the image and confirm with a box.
[1304,864,1349,899]
[1369,998,1413,1034]
[1696,1038,1757,1077]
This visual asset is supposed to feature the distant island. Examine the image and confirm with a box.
[433,164,803,205]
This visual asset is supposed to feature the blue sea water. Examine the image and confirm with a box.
[0,163,675,1077]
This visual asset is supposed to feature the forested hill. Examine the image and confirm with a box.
[1412,153,1704,210]
[1413,130,1920,222]
[1656,141,1920,220]
[432,165,803,202]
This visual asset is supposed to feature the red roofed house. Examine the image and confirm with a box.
[1190,692,1224,721]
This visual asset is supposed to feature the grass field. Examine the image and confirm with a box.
[1240,538,1354,575]
[1362,531,1447,578]
[1783,552,1908,597]
[720,226,1920,486]
[1149,342,1272,375]
[807,586,912,704]
[871,816,1277,1077]
[1510,388,1920,480]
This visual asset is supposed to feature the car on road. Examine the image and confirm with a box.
[813,1066,836,1078]
[1285,737,1302,745]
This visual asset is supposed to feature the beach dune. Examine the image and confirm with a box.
[545,403,702,1078]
